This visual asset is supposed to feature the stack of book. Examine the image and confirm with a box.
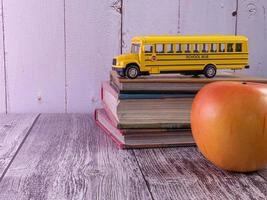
[95,71,267,149]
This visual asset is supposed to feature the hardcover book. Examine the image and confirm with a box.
[110,70,267,93]
[101,81,193,129]
[95,109,195,149]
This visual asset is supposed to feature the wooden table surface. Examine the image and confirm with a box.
[0,114,266,200]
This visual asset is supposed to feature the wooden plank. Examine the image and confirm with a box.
[180,0,237,34]
[0,1,6,113]
[0,114,152,200]
[65,0,121,112]
[237,0,267,77]
[123,0,179,53]
[134,147,267,199]
[0,114,38,178]
[3,1,65,112]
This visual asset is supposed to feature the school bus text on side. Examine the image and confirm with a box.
[112,35,249,79]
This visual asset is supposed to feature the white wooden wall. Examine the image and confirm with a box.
[0,1,6,113]
[0,0,266,113]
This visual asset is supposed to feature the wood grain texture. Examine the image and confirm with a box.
[237,0,267,77]
[180,0,237,34]
[0,114,152,200]
[0,1,6,113]
[258,167,267,181]
[3,0,65,112]
[0,114,38,177]
[65,0,121,112]
[134,147,267,200]
[123,0,179,53]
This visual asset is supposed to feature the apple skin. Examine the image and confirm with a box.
[191,81,267,172]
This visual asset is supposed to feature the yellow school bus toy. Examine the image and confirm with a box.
[112,35,249,79]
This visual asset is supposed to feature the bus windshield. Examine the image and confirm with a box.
[131,43,140,54]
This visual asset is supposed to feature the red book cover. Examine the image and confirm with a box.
[95,109,126,149]
[101,81,120,128]
[94,109,195,149]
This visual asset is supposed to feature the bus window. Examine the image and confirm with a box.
[219,44,225,52]
[202,44,208,52]
[236,43,242,52]
[185,44,191,53]
[156,44,164,53]
[210,44,217,52]
[166,44,174,53]
[227,43,234,52]
[176,44,182,53]
[144,44,153,53]
[194,44,199,53]
[131,44,140,54]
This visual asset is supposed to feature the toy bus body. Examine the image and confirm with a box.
[112,35,249,79]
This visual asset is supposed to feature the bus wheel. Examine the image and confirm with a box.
[125,65,139,79]
[204,64,216,78]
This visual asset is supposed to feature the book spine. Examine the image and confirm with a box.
[110,81,121,95]
[102,102,120,129]
[95,109,125,149]
[102,81,118,99]
[110,71,123,91]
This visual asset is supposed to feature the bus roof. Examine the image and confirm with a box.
[131,35,248,43]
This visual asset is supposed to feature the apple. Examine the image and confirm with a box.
[191,81,267,172]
